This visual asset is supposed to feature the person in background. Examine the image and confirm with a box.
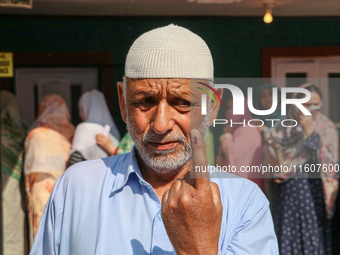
[24,94,74,247]
[257,84,283,128]
[216,97,264,192]
[265,83,338,255]
[1,91,28,255]
[93,83,134,156]
[257,84,284,208]
[96,131,134,156]
[67,89,120,166]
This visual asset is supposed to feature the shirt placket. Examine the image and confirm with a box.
[139,180,175,254]
[151,209,175,254]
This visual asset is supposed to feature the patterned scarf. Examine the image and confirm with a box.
[1,91,26,181]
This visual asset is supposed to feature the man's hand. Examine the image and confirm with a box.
[161,129,223,255]
[95,133,117,156]
[298,114,314,137]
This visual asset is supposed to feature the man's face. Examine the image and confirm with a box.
[118,78,214,175]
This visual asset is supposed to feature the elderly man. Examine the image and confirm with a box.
[30,24,279,255]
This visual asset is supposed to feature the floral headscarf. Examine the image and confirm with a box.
[29,94,74,142]
[265,93,339,218]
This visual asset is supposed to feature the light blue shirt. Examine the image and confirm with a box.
[30,148,279,255]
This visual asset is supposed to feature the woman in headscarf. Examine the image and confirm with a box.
[68,89,120,167]
[265,84,338,255]
[1,91,27,255]
[258,84,284,209]
[216,97,264,191]
[24,93,74,246]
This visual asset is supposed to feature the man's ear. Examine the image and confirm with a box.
[208,88,223,126]
[117,82,127,123]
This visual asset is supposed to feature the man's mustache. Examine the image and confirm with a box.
[142,132,187,145]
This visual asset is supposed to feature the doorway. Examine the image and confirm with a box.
[0,52,120,128]
[271,56,340,127]
[15,67,98,127]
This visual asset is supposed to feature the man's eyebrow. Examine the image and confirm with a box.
[178,91,199,100]
[168,89,196,99]
[131,90,159,97]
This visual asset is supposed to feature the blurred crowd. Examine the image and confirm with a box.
[1,82,339,255]
[1,88,133,254]
[216,83,339,255]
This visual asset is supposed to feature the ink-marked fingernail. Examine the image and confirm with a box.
[190,129,201,146]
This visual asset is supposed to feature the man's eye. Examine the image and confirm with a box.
[171,99,191,110]
[134,97,157,109]
[139,97,155,105]
[180,100,190,106]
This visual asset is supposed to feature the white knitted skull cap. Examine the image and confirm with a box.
[125,24,214,81]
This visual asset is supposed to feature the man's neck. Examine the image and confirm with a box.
[135,151,190,201]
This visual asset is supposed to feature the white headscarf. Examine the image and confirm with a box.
[79,89,120,140]
[70,122,118,160]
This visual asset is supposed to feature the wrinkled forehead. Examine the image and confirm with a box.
[127,78,189,89]
[125,78,211,96]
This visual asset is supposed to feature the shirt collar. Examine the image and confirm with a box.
[110,147,148,194]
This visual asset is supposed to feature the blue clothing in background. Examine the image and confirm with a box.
[30,148,279,255]
[274,132,332,255]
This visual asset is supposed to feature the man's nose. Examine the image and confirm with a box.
[151,100,175,134]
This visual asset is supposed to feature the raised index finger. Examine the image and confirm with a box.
[190,129,211,190]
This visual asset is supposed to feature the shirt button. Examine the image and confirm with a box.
[157,214,162,221]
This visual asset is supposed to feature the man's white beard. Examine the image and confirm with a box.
[127,113,210,175]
